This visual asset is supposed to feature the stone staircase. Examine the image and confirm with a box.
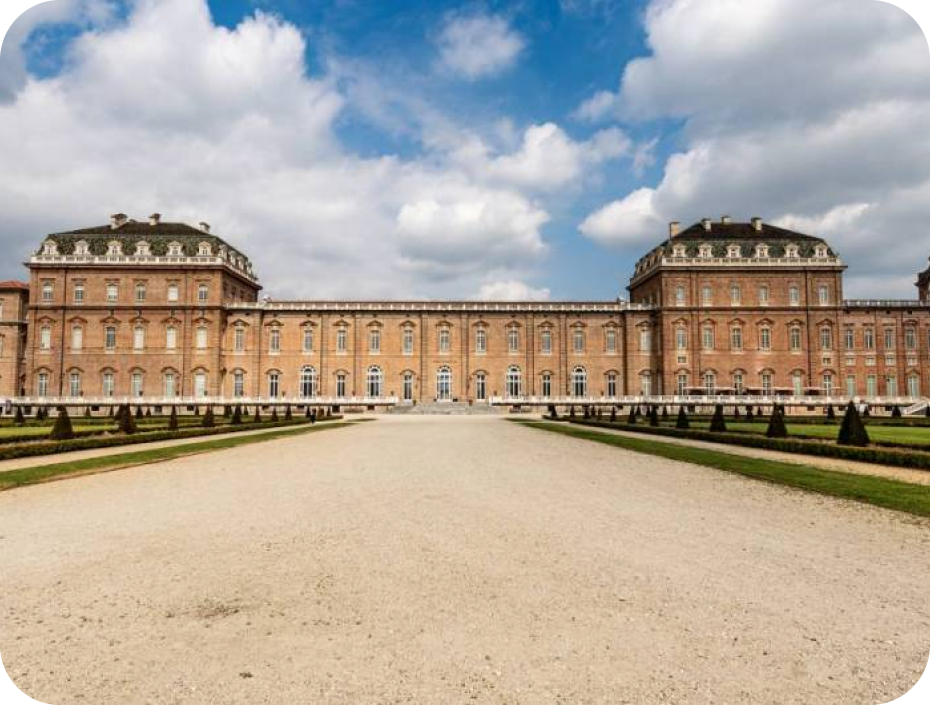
[389,401,502,415]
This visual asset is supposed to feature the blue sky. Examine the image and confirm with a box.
[1,0,928,300]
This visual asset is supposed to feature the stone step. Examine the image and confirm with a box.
[389,402,502,415]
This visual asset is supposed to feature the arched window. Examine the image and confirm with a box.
[196,326,208,350]
[475,372,487,401]
[300,367,317,398]
[71,325,83,351]
[131,371,144,397]
[403,372,414,401]
[233,370,245,398]
[69,371,82,397]
[161,371,175,398]
[761,372,773,396]
[366,366,382,398]
[336,372,347,398]
[104,325,116,351]
[823,373,835,397]
[733,371,744,395]
[267,371,280,398]
[195,371,209,398]
[677,372,688,395]
[40,324,52,350]
[436,366,452,400]
[792,371,803,396]
[908,373,920,398]
[133,325,145,350]
[640,371,652,396]
[606,371,618,398]
[36,371,49,397]
[571,367,587,398]
[541,371,552,398]
[506,366,521,397]
[703,371,716,394]
[102,370,115,397]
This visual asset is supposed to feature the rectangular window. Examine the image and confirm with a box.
[818,285,829,306]
[336,373,346,397]
[337,328,347,352]
[268,373,280,398]
[164,373,176,398]
[760,327,771,351]
[677,328,687,350]
[133,327,145,350]
[677,374,688,395]
[233,372,244,398]
[846,375,856,398]
[69,372,81,397]
[789,285,800,306]
[73,283,84,303]
[884,328,895,350]
[269,328,280,353]
[758,286,769,306]
[303,328,313,353]
[701,285,712,306]
[369,329,381,353]
[823,374,834,396]
[135,282,146,303]
[886,375,898,397]
[864,328,875,350]
[845,328,854,349]
[731,327,742,351]
[39,326,51,350]
[540,330,551,354]
[605,328,616,352]
[167,283,179,302]
[820,327,832,350]
[37,372,48,397]
[908,374,920,398]
[761,373,773,396]
[403,328,414,354]
[439,328,451,353]
[734,372,744,395]
[166,327,177,350]
[640,328,651,352]
[71,326,82,350]
[131,372,143,397]
[102,372,114,397]
[104,326,116,351]
[194,373,207,398]
[789,327,802,352]
[234,327,245,352]
[906,328,916,350]
[675,286,685,306]
[196,327,208,350]
[198,284,208,303]
[867,374,877,397]
[573,330,584,353]
[475,328,486,354]
[106,283,118,302]
[42,281,53,302]
[730,285,741,306]
[403,374,413,401]
[606,374,617,398]
[702,326,714,350]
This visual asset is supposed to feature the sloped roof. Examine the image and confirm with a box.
[0,280,28,290]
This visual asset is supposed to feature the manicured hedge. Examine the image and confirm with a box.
[0,419,329,462]
[568,419,930,471]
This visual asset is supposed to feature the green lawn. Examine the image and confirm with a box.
[0,425,102,438]
[0,421,351,491]
[691,421,930,446]
[515,420,930,518]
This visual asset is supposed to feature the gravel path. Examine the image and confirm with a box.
[0,415,928,704]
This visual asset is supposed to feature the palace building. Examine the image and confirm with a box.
[1,213,929,409]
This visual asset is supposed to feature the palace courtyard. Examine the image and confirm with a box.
[0,415,927,704]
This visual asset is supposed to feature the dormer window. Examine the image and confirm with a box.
[41,240,58,256]
[672,244,686,258]
[197,241,212,256]
[727,244,741,258]
[698,244,713,258]
[74,240,89,256]
[814,244,828,258]
[785,243,799,258]
[167,241,183,256]
[106,240,122,256]
[755,244,769,258]
[135,241,151,256]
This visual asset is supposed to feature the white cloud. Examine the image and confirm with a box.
[577,0,930,297]
[474,280,551,301]
[0,0,576,299]
[436,11,524,80]
[447,122,631,191]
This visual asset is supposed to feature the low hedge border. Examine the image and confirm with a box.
[0,418,340,462]
[568,419,930,471]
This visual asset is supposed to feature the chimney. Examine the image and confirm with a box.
[110,213,128,229]
[199,221,211,233]
[751,216,763,231]
[701,218,712,232]
[721,215,732,224]
[668,221,680,239]
[149,213,161,226]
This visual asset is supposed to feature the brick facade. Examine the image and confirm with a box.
[5,214,930,406]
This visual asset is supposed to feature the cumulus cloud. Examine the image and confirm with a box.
[474,280,551,301]
[577,0,930,297]
[0,0,593,299]
[435,11,524,80]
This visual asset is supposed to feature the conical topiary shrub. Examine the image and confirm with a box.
[891,405,902,418]
[202,407,215,428]
[253,406,262,423]
[766,405,788,438]
[649,406,659,427]
[223,405,231,418]
[310,409,317,424]
[14,406,24,426]
[285,406,293,421]
[583,405,591,419]
[862,405,870,417]
[135,405,144,419]
[271,407,279,422]
[709,404,727,433]
[838,401,870,447]
[50,407,74,440]
[675,406,690,429]
[168,406,179,431]
[733,406,741,420]
[232,405,242,425]
[569,406,576,418]
[826,405,836,421]
[610,406,617,422]
[118,404,136,434]
[661,406,669,422]
[627,406,636,425]
[84,406,92,418]
[145,407,152,417]
[746,408,754,422]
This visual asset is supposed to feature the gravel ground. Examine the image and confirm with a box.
[0,415,928,704]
